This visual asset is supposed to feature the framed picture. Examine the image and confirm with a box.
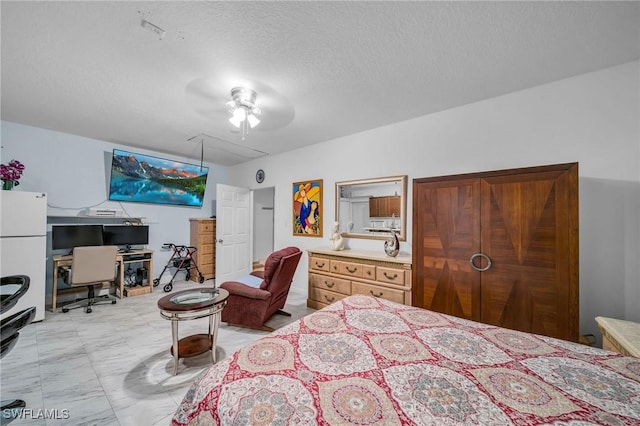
[293,179,323,237]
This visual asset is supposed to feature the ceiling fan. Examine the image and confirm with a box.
[185,77,295,140]
[226,87,261,141]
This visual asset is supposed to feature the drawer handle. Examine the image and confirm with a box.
[324,295,335,302]
[324,281,335,288]
[316,262,325,268]
[369,290,384,298]
[366,270,372,276]
[383,272,398,280]
[346,266,358,273]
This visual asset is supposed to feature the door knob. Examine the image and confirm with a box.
[217,239,223,243]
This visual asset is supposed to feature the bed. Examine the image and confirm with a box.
[173,295,640,425]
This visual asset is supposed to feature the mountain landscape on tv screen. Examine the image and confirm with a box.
[109,151,208,207]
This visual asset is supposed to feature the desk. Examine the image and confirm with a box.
[51,249,153,312]
[595,316,640,358]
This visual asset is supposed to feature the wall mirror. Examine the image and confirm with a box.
[335,175,407,241]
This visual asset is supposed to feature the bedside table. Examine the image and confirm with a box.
[595,316,640,357]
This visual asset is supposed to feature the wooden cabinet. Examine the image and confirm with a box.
[595,317,640,357]
[412,163,579,342]
[369,196,401,217]
[307,248,412,309]
[189,218,215,281]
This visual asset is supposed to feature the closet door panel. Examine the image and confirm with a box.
[413,178,481,321]
[480,167,578,341]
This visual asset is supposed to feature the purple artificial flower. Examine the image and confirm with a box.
[1,160,25,182]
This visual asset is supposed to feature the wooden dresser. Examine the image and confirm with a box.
[595,316,640,357]
[307,248,412,309]
[189,218,216,281]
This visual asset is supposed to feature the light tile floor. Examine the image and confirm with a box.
[1,280,314,426]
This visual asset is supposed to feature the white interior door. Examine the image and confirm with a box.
[215,184,252,284]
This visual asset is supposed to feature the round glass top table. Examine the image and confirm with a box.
[157,287,229,375]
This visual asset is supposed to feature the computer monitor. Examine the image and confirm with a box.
[102,225,149,252]
[52,225,104,254]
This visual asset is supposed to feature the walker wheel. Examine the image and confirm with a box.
[153,278,160,287]
[112,300,117,304]
[86,307,92,313]
[163,283,173,293]
[62,308,69,313]
[185,271,191,282]
[199,274,205,283]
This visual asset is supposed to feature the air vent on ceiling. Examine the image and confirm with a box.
[141,19,165,39]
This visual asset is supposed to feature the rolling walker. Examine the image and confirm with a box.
[153,243,205,292]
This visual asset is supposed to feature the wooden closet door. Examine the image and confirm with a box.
[480,164,578,341]
[413,178,481,321]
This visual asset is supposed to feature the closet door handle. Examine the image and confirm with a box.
[469,253,492,272]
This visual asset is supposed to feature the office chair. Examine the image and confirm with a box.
[62,246,118,314]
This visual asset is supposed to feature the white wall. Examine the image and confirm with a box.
[0,122,230,301]
[228,60,640,339]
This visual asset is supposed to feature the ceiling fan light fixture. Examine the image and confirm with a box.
[229,107,246,127]
[227,87,261,140]
[247,113,260,128]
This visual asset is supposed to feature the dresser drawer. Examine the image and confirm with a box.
[309,287,347,305]
[199,234,214,244]
[376,266,405,286]
[331,260,363,278]
[352,281,405,304]
[310,273,351,295]
[362,264,376,280]
[198,221,215,233]
[197,264,214,275]
[310,256,331,272]
[198,243,214,256]
[198,259,214,268]
[190,263,214,281]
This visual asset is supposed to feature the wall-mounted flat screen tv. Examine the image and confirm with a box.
[108,149,208,207]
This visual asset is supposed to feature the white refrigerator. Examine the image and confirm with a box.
[0,191,47,322]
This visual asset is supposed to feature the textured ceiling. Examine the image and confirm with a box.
[2,1,639,166]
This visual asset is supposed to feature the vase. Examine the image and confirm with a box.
[384,231,400,257]
[2,180,15,190]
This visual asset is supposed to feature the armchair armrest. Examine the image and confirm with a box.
[219,281,271,300]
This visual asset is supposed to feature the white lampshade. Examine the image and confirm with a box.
[229,107,246,128]
[247,113,260,128]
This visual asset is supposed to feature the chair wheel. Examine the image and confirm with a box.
[111,300,117,304]
[62,308,69,313]
[185,272,191,281]
[86,308,92,313]
[163,283,172,292]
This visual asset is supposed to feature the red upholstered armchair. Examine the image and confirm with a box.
[220,247,302,331]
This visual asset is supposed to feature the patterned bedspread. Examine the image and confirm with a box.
[173,295,640,425]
